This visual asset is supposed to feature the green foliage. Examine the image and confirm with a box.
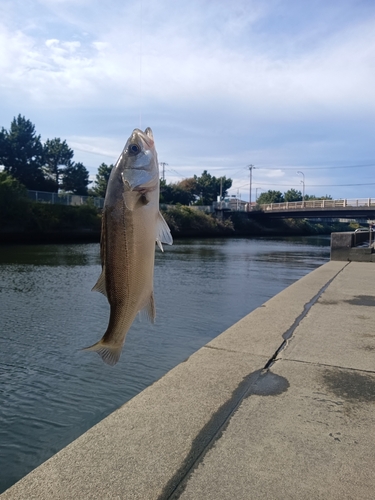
[194,170,232,205]
[0,172,28,223]
[255,189,333,206]
[160,172,232,206]
[0,114,47,190]
[0,115,93,195]
[91,163,113,198]
[304,194,333,200]
[160,178,198,205]
[284,188,302,202]
[24,203,101,231]
[0,171,27,198]
[161,206,234,236]
[61,162,90,195]
[257,190,284,204]
[43,138,74,191]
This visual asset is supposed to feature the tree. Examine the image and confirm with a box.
[61,162,90,195]
[304,194,332,200]
[0,115,47,190]
[43,138,74,192]
[257,190,284,204]
[177,177,199,199]
[194,170,232,205]
[91,163,113,198]
[160,183,194,205]
[284,189,302,202]
[0,172,28,223]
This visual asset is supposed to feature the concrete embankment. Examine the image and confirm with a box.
[2,261,375,499]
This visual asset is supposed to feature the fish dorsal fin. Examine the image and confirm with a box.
[92,267,108,298]
[138,293,156,324]
[156,211,173,252]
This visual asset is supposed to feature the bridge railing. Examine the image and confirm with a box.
[260,198,374,212]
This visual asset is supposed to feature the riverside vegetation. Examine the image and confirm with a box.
[0,172,357,243]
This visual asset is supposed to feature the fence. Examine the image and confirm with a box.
[28,193,217,213]
[27,190,105,209]
[260,198,375,212]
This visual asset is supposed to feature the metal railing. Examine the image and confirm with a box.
[212,201,248,212]
[27,190,105,208]
[259,198,375,212]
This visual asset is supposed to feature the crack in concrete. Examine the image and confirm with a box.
[158,263,351,500]
[264,262,350,369]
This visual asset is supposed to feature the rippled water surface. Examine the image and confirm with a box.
[0,236,330,492]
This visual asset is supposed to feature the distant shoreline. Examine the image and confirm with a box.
[0,224,342,245]
[0,202,357,245]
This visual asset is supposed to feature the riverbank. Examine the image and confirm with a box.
[2,260,374,499]
[0,202,357,243]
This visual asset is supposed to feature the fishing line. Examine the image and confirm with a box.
[139,0,143,129]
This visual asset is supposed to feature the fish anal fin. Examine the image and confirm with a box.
[82,341,122,366]
[156,211,173,250]
[139,293,156,324]
[92,268,107,298]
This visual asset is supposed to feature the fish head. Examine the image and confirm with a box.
[113,127,159,195]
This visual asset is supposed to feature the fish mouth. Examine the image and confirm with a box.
[130,128,154,149]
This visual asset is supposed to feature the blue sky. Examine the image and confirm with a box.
[1,0,374,200]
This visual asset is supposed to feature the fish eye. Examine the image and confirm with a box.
[128,144,140,155]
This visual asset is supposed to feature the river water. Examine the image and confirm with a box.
[0,236,330,492]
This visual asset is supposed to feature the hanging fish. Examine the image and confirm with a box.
[84,127,173,366]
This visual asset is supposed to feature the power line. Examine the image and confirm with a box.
[160,162,375,173]
[256,163,375,171]
[234,181,375,189]
[166,168,186,179]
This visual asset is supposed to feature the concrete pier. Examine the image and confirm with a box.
[2,261,375,499]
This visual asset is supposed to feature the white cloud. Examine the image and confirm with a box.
[0,0,374,200]
[1,1,374,119]
[264,169,285,178]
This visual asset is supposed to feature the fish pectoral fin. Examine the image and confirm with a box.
[82,341,122,366]
[156,211,173,252]
[92,268,108,298]
[138,293,156,324]
[122,187,148,211]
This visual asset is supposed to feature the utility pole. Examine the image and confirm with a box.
[247,165,255,209]
[297,171,305,205]
[159,162,168,181]
[219,177,223,209]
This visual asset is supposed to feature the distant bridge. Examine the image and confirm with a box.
[255,199,375,219]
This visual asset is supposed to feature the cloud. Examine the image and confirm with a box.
[2,0,373,116]
[0,0,374,200]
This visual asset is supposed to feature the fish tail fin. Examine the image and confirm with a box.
[82,341,122,366]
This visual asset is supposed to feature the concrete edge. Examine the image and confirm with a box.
[1,261,347,500]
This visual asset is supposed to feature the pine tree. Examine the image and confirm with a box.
[43,138,74,192]
[91,163,113,198]
[0,115,46,190]
[61,162,90,195]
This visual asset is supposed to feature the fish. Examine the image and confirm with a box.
[84,127,173,366]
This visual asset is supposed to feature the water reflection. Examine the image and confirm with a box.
[0,236,330,492]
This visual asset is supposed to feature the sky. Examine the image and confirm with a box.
[0,0,374,201]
